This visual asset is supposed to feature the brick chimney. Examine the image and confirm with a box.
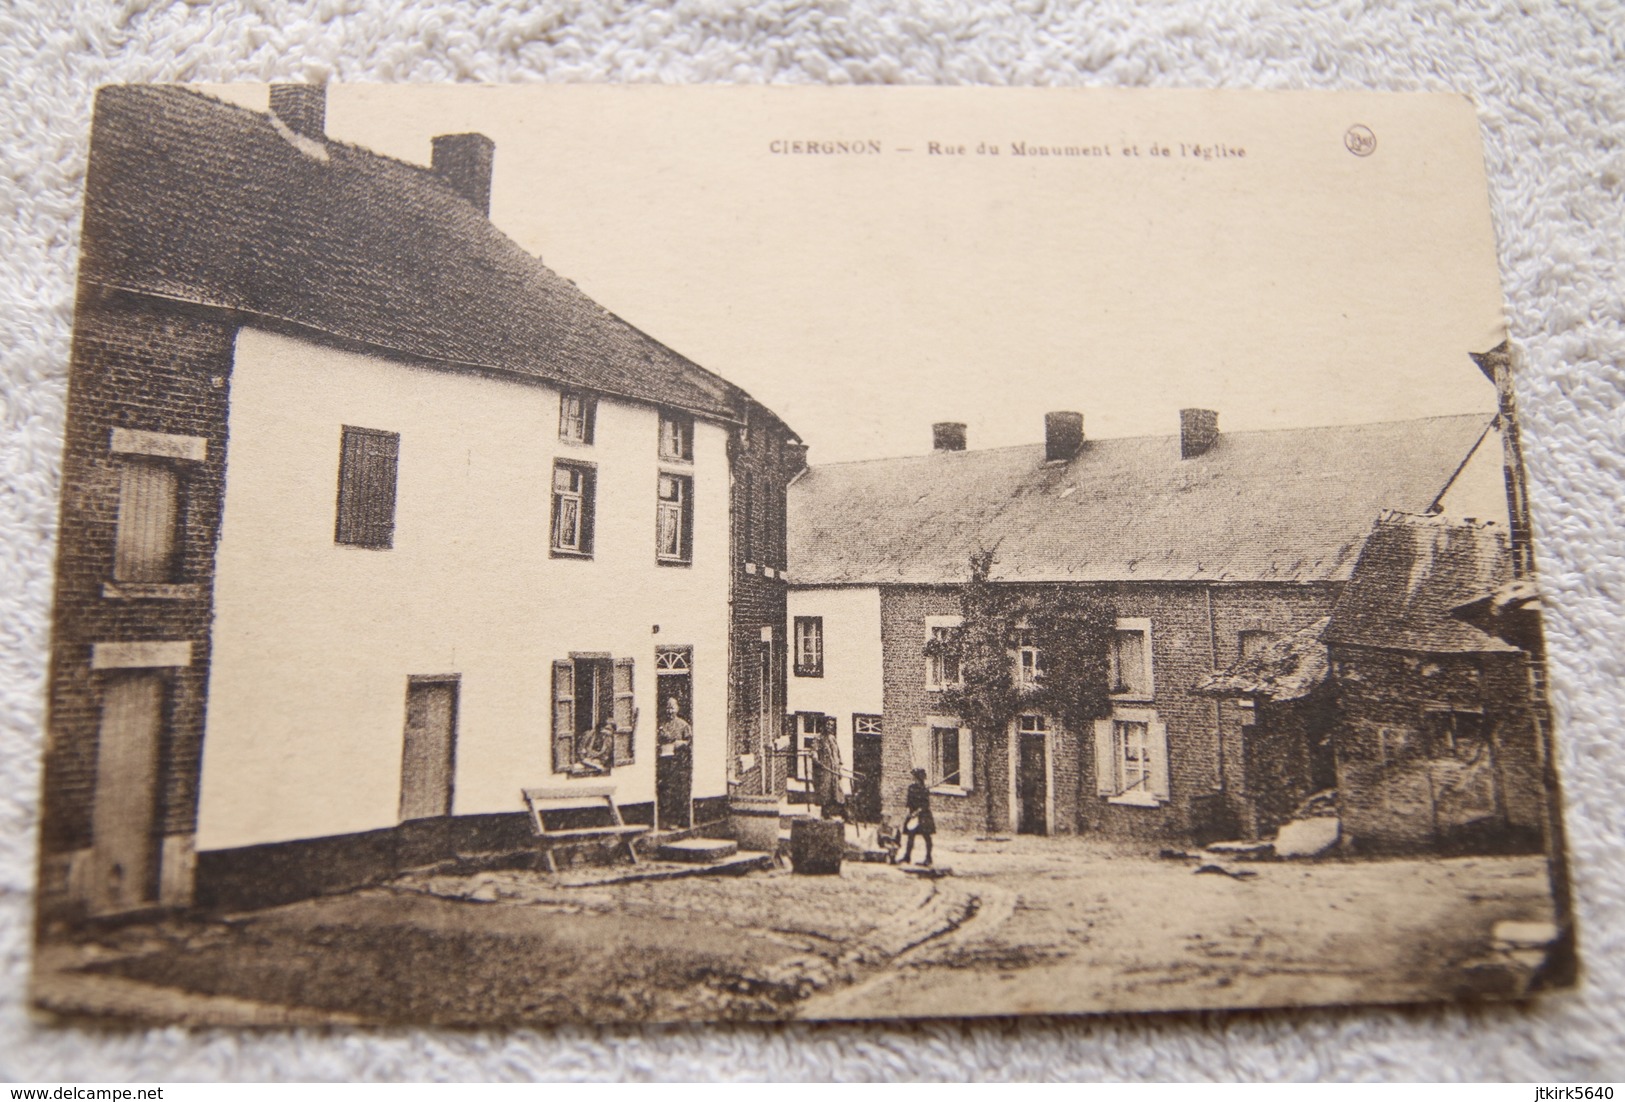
[269,84,326,141]
[1180,408,1219,458]
[431,133,496,216]
[932,422,967,452]
[1044,411,1084,462]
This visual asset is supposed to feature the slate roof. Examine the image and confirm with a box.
[1196,618,1330,701]
[1322,511,1518,653]
[80,85,778,428]
[789,414,1493,586]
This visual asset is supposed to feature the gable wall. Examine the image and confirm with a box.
[38,288,235,918]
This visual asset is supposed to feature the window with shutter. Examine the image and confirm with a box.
[114,459,182,582]
[335,426,400,549]
[1095,708,1168,805]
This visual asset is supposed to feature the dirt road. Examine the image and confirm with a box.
[802,836,1557,1019]
[33,837,1555,1025]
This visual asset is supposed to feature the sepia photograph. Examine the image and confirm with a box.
[27,82,1576,1027]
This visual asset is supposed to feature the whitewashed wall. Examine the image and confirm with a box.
[198,327,731,850]
[785,585,883,776]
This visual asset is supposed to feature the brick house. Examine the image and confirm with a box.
[39,85,801,919]
[1320,512,1546,854]
[786,407,1507,843]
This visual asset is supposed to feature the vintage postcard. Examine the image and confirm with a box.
[29,84,1575,1025]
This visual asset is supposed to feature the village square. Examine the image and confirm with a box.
[28,84,1569,1024]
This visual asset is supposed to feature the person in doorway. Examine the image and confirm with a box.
[572,719,615,776]
[813,721,846,820]
[899,766,935,866]
[657,697,693,829]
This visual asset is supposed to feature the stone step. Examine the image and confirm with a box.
[656,837,740,864]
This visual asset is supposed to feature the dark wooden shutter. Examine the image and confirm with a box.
[578,467,596,554]
[336,427,399,548]
[680,476,694,562]
[551,660,575,772]
[613,657,636,764]
[114,460,180,582]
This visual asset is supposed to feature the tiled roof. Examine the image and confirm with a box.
[1322,511,1518,653]
[789,414,1492,586]
[80,85,776,428]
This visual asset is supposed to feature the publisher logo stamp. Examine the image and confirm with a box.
[1345,124,1377,157]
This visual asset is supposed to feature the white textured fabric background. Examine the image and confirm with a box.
[1,0,1621,1081]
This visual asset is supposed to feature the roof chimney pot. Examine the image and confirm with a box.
[1180,408,1219,458]
[932,422,967,452]
[269,84,326,141]
[1044,411,1084,462]
[431,133,496,216]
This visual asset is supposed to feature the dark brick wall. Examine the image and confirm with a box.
[1329,643,1545,854]
[875,580,1341,842]
[727,408,797,796]
[39,287,234,874]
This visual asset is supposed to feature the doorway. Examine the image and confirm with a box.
[656,646,694,829]
[90,672,165,914]
[851,714,883,822]
[1015,714,1050,835]
[400,675,459,821]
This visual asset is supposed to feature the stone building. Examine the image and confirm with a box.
[1321,512,1546,854]
[786,407,1507,843]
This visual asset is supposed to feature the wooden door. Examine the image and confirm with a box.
[90,673,164,914]
[851,719,883,823]
[1017,731,1048,835]
[400,677,458,820]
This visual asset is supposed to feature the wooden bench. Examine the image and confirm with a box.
[521,785,649,873]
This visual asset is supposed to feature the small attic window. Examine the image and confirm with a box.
[659,411,694,462]
[559,392,595,445]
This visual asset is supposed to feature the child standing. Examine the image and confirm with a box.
[900,766,935,866]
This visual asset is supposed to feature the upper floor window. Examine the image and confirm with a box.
[1110,617,1153,699]
[106,429,206,594]
[793,616,824,677]
[335,426,400,550]
[656,472,694,564]
[659,411,694,463]
[559,392,596,445]
[114,458,184,583]
[924,615,964,691]
[1014,628,1044,691]
[551,460,596,556]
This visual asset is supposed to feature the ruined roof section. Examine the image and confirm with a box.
[789,414,1492,585]
[1197,618,1330,701]
[80,85,779,429]
[1322,511,1518,653]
